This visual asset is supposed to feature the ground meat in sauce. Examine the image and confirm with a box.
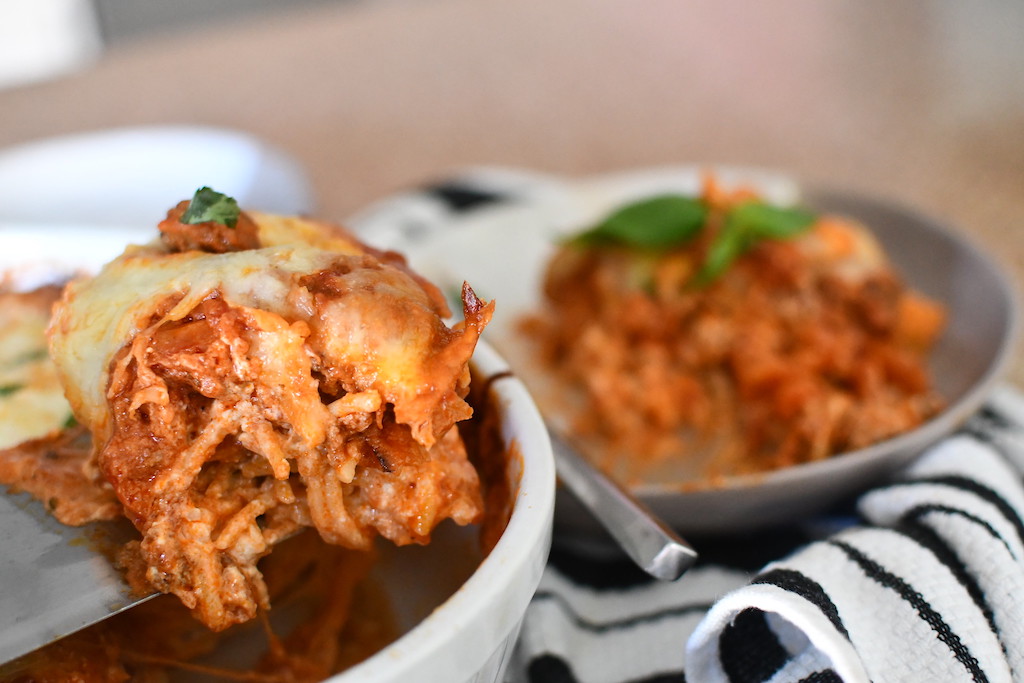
[158,200,262,253]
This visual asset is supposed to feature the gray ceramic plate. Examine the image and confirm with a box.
[351,166,1019,536]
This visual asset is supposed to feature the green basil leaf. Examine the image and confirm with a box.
[691,201,817,285]
[729,201,815,239]
[693,221,747,286]
[180,187,240,228]
[571,195,708,250]
[0,383,24,397]
[63,413,78,429]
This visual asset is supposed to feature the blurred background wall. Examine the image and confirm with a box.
[0,0,344,89]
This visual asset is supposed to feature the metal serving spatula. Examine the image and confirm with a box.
[547,427,698,581]
[0,425,698,668]
[0,489,152,665]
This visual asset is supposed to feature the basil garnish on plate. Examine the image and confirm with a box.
[181,187,241,228]
[694,201,816,284]
[570,195,707,249]
[692,218,749,286]
[570,192,817,285]
[729,201,816,239]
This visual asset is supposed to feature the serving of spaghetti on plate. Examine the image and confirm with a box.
[351,165,1018,535]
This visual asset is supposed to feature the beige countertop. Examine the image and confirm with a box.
[2,0,1022,378]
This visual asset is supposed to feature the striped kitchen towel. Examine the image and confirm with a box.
[507,385,1024,683]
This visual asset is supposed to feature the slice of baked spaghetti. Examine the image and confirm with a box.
[44,189,493,630]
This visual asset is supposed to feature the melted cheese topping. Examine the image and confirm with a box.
[49,241,343,440]
[47,212,371,440]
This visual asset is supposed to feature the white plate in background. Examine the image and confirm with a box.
[0,125,314,228]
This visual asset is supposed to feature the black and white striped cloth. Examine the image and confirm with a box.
[506,386,1024,683]
[348,169,1024,683]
